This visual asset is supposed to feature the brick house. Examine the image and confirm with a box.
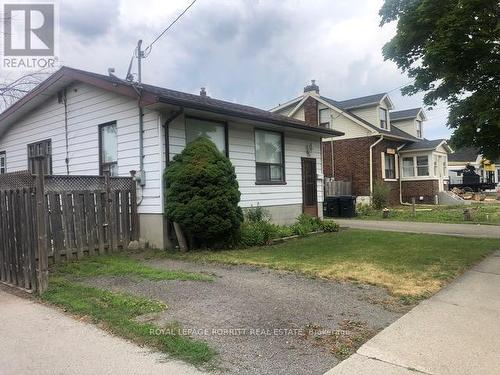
[271,81,452,205]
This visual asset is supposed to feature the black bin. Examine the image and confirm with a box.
[338,196,356,218]
[323,195,356,218]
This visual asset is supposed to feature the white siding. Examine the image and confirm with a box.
[0,82,323,218]
[165,115,323,208]
[0,82,163,214]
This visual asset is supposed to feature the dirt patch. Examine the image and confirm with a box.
[84,259,406,375]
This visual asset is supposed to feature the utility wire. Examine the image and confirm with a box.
[143,0,198,57]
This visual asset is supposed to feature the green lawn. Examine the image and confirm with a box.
[42,253,215,366]
[168,229,499,298]
[356,203,500,225]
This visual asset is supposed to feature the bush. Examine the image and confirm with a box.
[356,203,373,216]
[372,181,390,210]
[291,214,323,236]
[320,220,339,232]
[245,206,270,223]
[164,138,243,248]
[239,221,277,247]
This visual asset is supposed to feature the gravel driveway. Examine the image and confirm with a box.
[85,259,405,375]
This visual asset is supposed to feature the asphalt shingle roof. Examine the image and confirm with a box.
[320,96,419,141]
[448,147,481,162]
[390,108,421,121]
[335,93,387,109]
[400,139,445,151]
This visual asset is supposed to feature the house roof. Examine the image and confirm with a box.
[335,93,388,109]
[320,96,419,142]
[400,138,450,152]
[0,66,343,138]
[390,108,423,121]
[448,147,481,162]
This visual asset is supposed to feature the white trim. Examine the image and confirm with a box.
[289,95,308,117]
[314,96,379,135]
[269,95,303,112]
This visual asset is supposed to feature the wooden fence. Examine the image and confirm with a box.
[324,178,352,197]
[0,163,138,294]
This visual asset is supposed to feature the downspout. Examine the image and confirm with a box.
[162,108,184,250]
[63,89,69,175]
[396,144,408,205]
[369,135,384,200]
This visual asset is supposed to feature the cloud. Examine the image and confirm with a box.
[54,0,450,138]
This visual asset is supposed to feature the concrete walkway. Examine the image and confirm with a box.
[325,251,500,375]
[335,219,500,238]
[0,288,206,375]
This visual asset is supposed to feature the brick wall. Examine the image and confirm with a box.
[372,138,406,205]
[303,96,318,127]
[323,141,333,177]
[328,136,405,205]
[401,180,439,204]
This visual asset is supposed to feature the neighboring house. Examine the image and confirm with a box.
[0,67,342,248]
[271,81,452,205]
[448,147,499,185]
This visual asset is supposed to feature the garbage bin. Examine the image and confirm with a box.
[323,196,340,217]
[339,195,356,218]
[324,196,356,218]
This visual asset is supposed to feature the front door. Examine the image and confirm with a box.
[301,158,318,217]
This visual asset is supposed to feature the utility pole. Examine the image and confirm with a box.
[137,39,143,84]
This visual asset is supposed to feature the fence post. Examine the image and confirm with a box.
[35,157,49,293]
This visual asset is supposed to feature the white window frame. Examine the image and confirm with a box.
[319,108,330,128]
[402,156,415,177]
[0,151,6,174]
[379,108,388,129]
[416,155,429,177]
[416,120,423,138]
[381,152,398,181]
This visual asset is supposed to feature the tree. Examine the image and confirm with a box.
[380,0,500,159]
[0,71,51,111]
[164,137,243,249]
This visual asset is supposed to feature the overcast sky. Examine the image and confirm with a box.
[31,0,453,138]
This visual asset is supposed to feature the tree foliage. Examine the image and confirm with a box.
[380,0,500,159]
[164,137,243,248]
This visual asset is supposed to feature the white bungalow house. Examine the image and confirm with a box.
[0,67,342,248]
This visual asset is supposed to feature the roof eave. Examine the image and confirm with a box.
[157,96,344,137]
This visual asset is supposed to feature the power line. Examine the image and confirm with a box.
[143,0,198,57]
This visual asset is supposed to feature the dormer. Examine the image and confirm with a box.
[390,108,427,139]
[335,93,394,131]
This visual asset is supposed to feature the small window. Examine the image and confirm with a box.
[319,108,330,128]
[380,108,388,129]
[384,153,396,179]
[28,139,52,175]
[255,129,284,184]
[185,117,227,154]
[402,157,415,177]
[417,156,429,176]
[99,122,118,176]
[416,120,423,138]
[0,151,6,174]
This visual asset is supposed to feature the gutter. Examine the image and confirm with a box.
[156,96,343,137]
[369,135,384,199]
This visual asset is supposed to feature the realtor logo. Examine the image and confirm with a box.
[2,2,58,69]
[4,3,54,56]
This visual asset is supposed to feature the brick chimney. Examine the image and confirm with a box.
[303,80,319,126]
[304,79,319,94]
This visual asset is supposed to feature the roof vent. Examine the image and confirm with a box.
[200,87,207,97]
[304,80,319,94]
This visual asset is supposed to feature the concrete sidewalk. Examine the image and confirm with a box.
[335,219,500,238]
[0,288,206,375]
[325,251,500,375]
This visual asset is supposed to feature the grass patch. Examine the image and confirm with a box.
[53,253,212,281]
[42,277,215,366]
[356,203,500,225]
[168,229,499,298]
